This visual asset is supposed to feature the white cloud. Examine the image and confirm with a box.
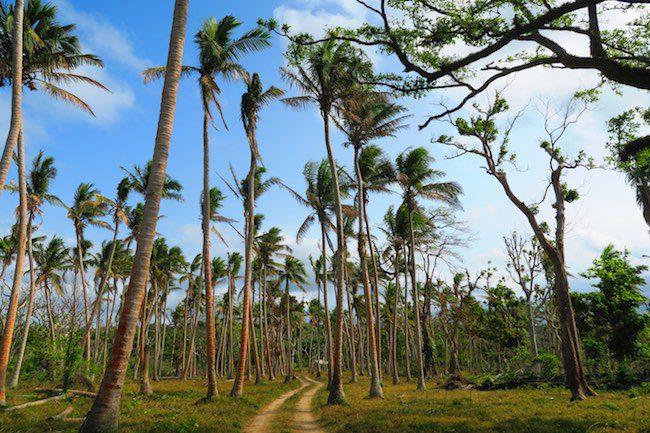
[55,0,152,72]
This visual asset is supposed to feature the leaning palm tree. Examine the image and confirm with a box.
[0,125,26,407]
[282,40,370,404]
[231,73,283,397]
[395,147,463,390]
[0,0,107,193]
[276,256,308,383]
[144,17,269,399]
[336,89,408,397]
[0,0,23,197]
[80,178,131,369]
[9,151,62,387]
[80,1,189,430]
[66,183,110,364]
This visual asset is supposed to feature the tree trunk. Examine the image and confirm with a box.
[202,111,218,399]
[0,0,24,196]
[343,261,357,383]
[0,126,27,406]
[353,148,382,397]
[80,1,189,428]
[391,248,400,385]
[320,223,334,384]
[231,138,256,396]
[284,279,293,383]
[407,213,426,390]
[9,212,35,387]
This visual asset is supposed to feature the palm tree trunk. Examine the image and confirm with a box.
[262,266,274,380]
[354,148,382,397]
[249,294,262,384]
[343,259,357,383]
[402,245,411,381]
[9,212,36,387]
[322,111,346,405]
[284,279,293,383]
[201,110,218,399]
[392,247,400,385]
[228,273,234,379]
[407,212,426,390]
[80,1,189,428]
[0,126,26,406]
[180,291,189,375]
[75,227,92,365]
[0,0,24,196]
[81,218,121,369]
[320,223,333,384]
[231,139,257,397]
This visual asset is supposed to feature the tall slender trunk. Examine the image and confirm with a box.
[262,267,274,380]
[343,260,357,383]
[402,245,411,381]
[322,111,346,405]
[180,291,189,375]
[365,218,382,380]
[407,212,426,390]
[0,126,26,406]
[201,110,218,399]
[231,137,256,396]
[227,272,234,379]
[284,279,293,383]
[354,148,382,397]
[391,247,400,385]
[249,293,262,384]
[0,0,24,196]
[81,218,121,367]
[80,1,189,428]
[320,222,333,384]
[9,212,35,387]
[75,227,92,365]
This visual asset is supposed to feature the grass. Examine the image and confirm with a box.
[0,377,300,433]
[313,375,650,433]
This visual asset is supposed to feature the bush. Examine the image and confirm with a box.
[535,352,561,379]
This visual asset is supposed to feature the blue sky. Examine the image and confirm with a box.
[1,0,648,307]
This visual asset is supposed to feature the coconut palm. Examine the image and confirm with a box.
[336,89,408,397]
[276,256,307,383]
[9,150,62,387]
[80,178,131,368]
[0,126,26,408]
[0,0,23,198]
[66,182,110,364]
[226,251,243,379]
[0,0,107,193]
[282,39,371,404]
[231,73,283,396]
[144,17,269,399]
[395,147,463,390]
[282,159,342,384]
[80,1,189,429]
[122,160,183,202]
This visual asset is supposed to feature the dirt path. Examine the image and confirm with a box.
[292,376,325,433]
[244,377,310,433]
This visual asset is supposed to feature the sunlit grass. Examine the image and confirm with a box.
[313,374,649,433]
[0,377,299,433]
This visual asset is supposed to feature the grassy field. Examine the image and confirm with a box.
[313,375,650,433]
[0,377,299,433]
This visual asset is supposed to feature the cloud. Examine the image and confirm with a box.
[55,0,152,73]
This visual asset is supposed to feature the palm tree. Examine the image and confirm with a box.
[283,159,340,384]
[122,160,183,202]
[0,0,107,192]
[282,40,370,404]
[231,73,283,397]
[359,144,398,381]
[255,226,290,380]
[396,147,463,390]
[80,1,189,429]
[0,0,23,197]
[276,256,307,383]
[145,16,268,399]
[226,251,243,379]
[80,178,131,368]
[66,183,110,363]
[0,127,26,406]
[336,89,408,397]
[9,150,62,387]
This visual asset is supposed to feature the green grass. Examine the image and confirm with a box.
[0,377,300,433]
[313,375,650,433]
